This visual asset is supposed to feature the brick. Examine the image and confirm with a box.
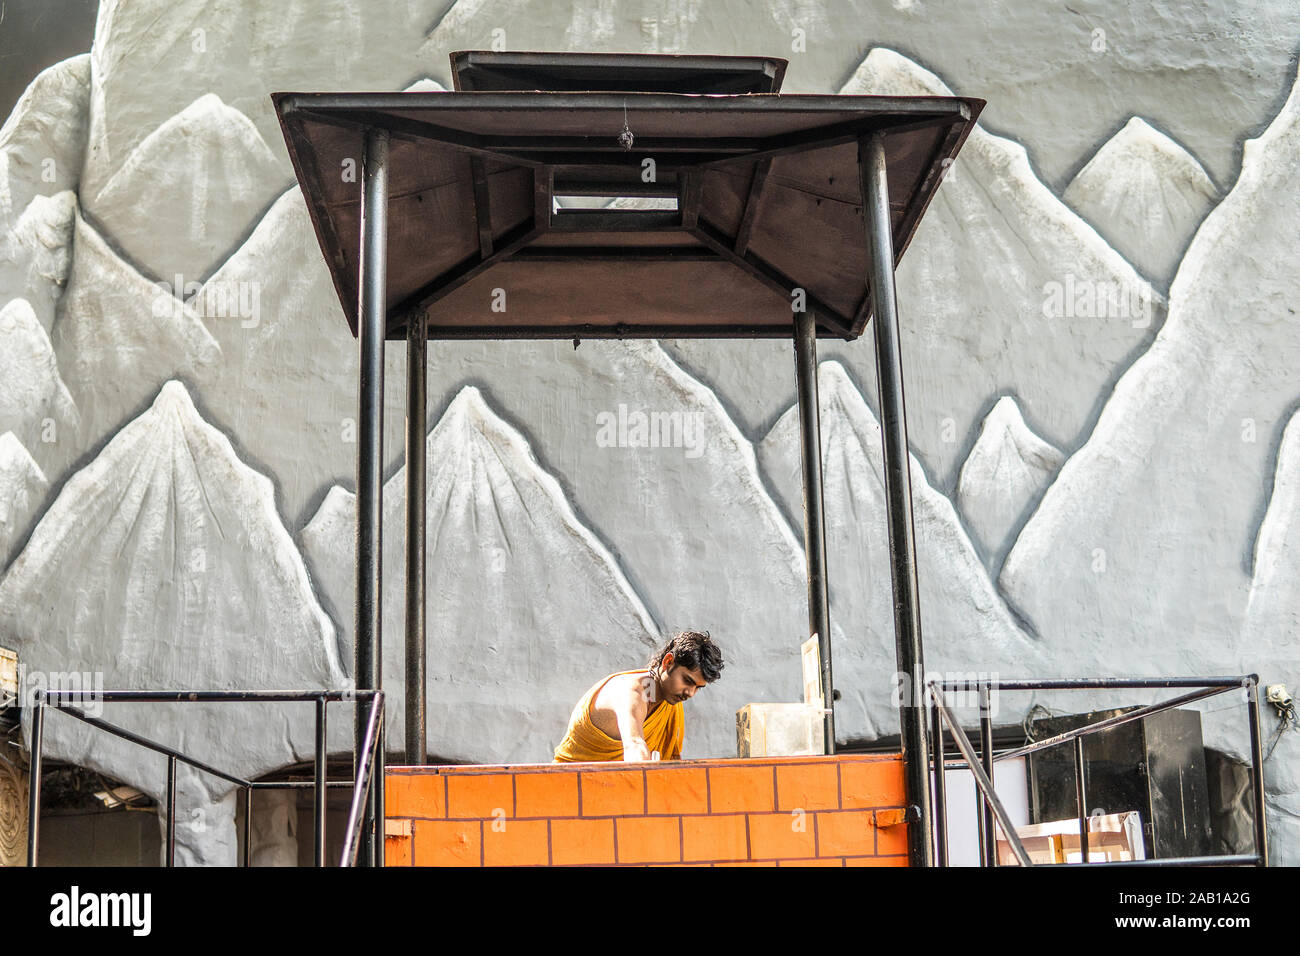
[817,810,875,856]
[384,773,445,819]
[616,816,682,864]
[646,767,708,815]
[778,857,843,866]
[412,820,481,866]
[747,812,816,860]
[709,765,774,813]
[581,770,644,816]
[847,855,909,867]
[840,757,905,808]
[551,818,615,866]
[875,812,909,855]
[682,814,747,862]
[715,860,776,867]
[483,819,550,866]
[515,771,579,818]
[384,835,412,866]
[776,763,840,811]
[446,773,514,819]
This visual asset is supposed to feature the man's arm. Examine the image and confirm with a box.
[611,682,654,762]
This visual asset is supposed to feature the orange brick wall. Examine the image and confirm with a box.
[384,753,909,867]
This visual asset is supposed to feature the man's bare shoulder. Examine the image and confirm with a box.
[592,671,651,713]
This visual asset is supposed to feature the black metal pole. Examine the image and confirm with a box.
[931,696,948,866]
[980,683,996,866]
[1245,678,1269,866]
[25,691,44,867]
[165,755,177,867]
[793,309,835,753]
[242,786,252,867]
[859,131,931,866]
[356,125,389,868]
[314,696,327,866]
[405,310,428,767]
[1074,736,1089,863]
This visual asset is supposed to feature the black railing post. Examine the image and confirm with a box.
[315,695,327,866]
[165,755,177,867]
[405,309,428,767]
[980,682,996,866]
[1245,676,1269,866]
[25,689,44,867]
[1074,736,1089,863]
[930,692,948,866]
[243,786,253,867]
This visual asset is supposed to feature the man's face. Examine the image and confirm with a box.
[658,655,708,705]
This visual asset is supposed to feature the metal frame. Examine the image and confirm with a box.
[279,61,969,867]
[24,689,384,868]
[927,677,1269,867]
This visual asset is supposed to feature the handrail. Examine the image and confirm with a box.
[926,677,1269,867]
[23,688,384,867]
[340,691,386,867]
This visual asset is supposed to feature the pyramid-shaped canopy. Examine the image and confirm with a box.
[272,53,981,341]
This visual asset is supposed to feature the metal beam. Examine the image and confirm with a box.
[404,312,428,767]
[355,126,389,868]
[860,131,932,867]
[794,311,835,754]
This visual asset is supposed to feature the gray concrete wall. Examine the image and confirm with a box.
[0,0,1297,864]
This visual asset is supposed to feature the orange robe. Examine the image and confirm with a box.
[553,670,684,762]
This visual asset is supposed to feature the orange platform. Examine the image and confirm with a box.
[384,753,909,867]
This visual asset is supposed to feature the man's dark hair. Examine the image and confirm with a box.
[649,630,724,683]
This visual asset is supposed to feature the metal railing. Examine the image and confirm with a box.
[927,677,1268,867]
[23,689,385,867]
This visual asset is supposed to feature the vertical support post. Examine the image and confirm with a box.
[931,693,948,866]
[1245,677,1268,866]
[25,691,44,867]
[314,696,328,867]
[165,755,177,867]
[242,786,253,867]
[355,126,390,868]
[859,131,932,866]
[405,312,428,767]
[1074,736,1089,863]
[980,683,996,866]
[793,310,835,753]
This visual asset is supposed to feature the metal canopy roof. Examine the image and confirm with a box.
[449,50,788,94]
[273,83,981,341]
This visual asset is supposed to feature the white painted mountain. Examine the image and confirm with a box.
[0,299,79,478]
[192,186,409,528]
[0,432,47,572]
[0,191,76,334]
[667,48,1164,492]
[52,206,220,468]
[403,77,447,93]
[956,396,1064,571]
[301,386,663,762]
[1064,117,1219,285]
[0,55,90,234]
[1,381,347,864]
[1240,410,1300,864]
[758,362,1043,740]
[1001,62,1300,674]
[1245,410,1300,644]
[87,94,287,283]
[80,0,451,200]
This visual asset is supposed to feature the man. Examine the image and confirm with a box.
[553,630,724,763]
